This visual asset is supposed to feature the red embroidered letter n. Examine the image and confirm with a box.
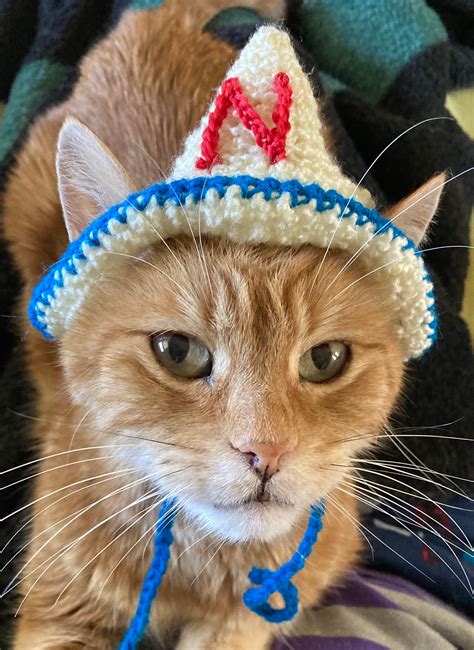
[195,72,292,170]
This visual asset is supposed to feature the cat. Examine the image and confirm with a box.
[2,1,444,648]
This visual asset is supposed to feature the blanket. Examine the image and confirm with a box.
[0,0,472,646]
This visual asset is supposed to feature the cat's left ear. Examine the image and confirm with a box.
[384,173,446,245]
[57,118,136,241]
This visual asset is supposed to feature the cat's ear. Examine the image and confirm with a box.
[57,118,136,241]
[384,173,445,245]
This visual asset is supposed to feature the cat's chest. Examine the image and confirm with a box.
[167,520,252,601]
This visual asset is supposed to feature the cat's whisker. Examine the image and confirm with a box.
[339,465,472,547]
[95,506,162,603]
[327,244,474,305]
[191,538,227,587]
[274,630,296,650]
[3,471,164,593]
[102,251,191,298]
[323,166,473,294]
[0,313,30,319]
[316,494,375,566]
[382,423,440,490]
[170,529,214,571]
[6,408,98,429]
[13,485,163,615]
[1,465,151,554]
[323,461,473,514]
[390,419,464,432]
[326,493,434,581]
[66,408,91,463]
[327,431,473,446]
[350,458,472,488]
[102,427,202,452]
[7,465,196,598]
[95,495,193,604]
[337,483,472,595]
[332,462,472,501]
[0,444,134,477]
[311,116,453,291]
[141,524,157,566]
[124,199,188,276]
[55,492,192,609]
[1,455,123,494]
[342,475,471,553]
[133,143,212,292]
[5,483,157,603]
[311,295,382,329]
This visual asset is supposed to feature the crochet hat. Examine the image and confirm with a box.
[29,27,436,358]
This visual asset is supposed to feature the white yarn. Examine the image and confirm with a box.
[31,26,435,359]
[38,191,433,359]
[171,27,374,208]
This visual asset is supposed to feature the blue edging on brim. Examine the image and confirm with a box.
[28,175,435,344]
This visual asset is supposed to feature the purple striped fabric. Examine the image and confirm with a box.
[320,571,404,611]
[267,569,472,649]
[356,568,440,603]
[272,636,390,650]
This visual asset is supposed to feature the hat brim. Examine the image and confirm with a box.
[29,175,436,358]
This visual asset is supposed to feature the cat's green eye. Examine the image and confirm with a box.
[151,332,212,379]
[299,341,349,383]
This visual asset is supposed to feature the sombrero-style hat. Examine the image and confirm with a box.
[29,27,436,358]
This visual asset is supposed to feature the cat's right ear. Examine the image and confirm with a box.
[56,119,136,241]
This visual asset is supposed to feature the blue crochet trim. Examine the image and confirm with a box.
[28,175,436,343]
[243,502,325,622]
[121,500,325,647]
[119,498,177,650]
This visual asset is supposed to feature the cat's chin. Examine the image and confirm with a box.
[185,500,302,543]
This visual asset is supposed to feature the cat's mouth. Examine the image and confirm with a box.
[187,492,300,542]
[213,494,294,510]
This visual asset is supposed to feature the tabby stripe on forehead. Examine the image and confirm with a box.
[195,72,292,170]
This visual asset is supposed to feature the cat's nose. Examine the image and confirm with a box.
[234,440,295,478]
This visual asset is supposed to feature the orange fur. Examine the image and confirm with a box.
[3,2,406,648]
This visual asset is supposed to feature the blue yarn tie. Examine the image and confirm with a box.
[242,502,325,623]
[119,498,177,650]
[121,500,325,647]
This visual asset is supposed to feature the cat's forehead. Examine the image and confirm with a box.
[111,239,388,341]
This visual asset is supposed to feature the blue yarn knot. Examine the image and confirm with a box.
[243,502,325,623]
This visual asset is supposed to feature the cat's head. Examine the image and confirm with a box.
[37,27,444,543]
[50,118,443,542]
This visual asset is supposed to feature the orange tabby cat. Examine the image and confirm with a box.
[3,1,444,648]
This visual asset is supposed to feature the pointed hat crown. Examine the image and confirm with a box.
[171,27,373,207]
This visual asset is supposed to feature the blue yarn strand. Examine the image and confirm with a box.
[121,500,325,646]
[119,498,177,650]
[243,502,325,623]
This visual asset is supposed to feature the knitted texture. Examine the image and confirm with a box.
[195,72,292,169]
[29,174,436,359]
[119,498,176,650]
[171,28,374,207]
[243,502,325,623]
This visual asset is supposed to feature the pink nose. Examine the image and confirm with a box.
[234,440,294,478]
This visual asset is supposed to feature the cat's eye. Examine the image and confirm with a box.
[299,342,349,383]
[151,332,212,379]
